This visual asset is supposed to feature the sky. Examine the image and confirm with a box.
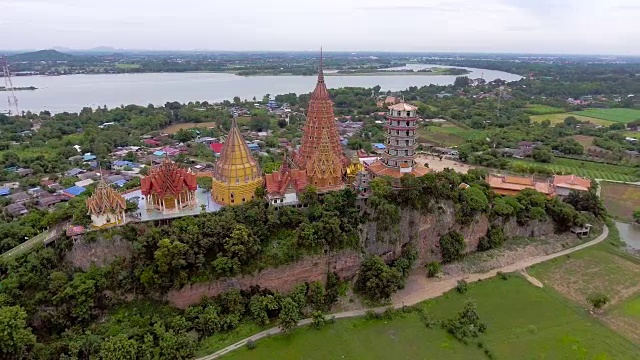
[1,0,639,55]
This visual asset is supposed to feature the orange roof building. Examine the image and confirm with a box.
[486,174,554,197]
[368,103,429,179]
[264,154,308,206]
[86,179,127,228]
[553,175,591,196]
[211,116,263,206]
[141,157,198,214]
[293,50,347,193]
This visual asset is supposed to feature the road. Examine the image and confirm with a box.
[0,221,67,261]
[196,225,609,360]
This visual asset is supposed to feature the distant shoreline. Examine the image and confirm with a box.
[0,86,37,91]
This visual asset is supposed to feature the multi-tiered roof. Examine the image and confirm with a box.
[86,179,126,216]
[294,51,346,191]
[141,157,198,197]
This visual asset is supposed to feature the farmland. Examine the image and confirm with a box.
[530,231,640,344]
[418,123,486,147]
[572,108,640,124]
[509,157,640,182]
[601,182,640,222]
[161,121,218,134]
[222,276,638,360]
[523,104,565,115]
[530,112,615,126]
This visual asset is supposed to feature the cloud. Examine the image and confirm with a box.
[504,25,543,32]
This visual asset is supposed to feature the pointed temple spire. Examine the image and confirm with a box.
[211,115,263,205]
[86,177,127,228]
[293,48,347,192]
[318,47,325,83]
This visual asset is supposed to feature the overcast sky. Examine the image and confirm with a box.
[1,0,639,55]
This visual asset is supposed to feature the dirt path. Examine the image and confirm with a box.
[196,225,609,360]
[519,269,544,288]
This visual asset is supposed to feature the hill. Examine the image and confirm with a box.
[9,49,76,62]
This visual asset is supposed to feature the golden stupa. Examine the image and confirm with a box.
[211,117,263,205]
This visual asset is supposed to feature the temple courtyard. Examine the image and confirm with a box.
[123,187,223,222]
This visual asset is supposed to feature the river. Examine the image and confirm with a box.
[3,64,521,114]
[616,221,640,251]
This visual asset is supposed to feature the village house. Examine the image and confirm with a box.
[486,174,555,197]
[553,175,591,197]
[5,203,29,217]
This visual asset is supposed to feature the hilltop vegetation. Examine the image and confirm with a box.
[9,50,76,62]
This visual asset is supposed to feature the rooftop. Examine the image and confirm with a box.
[389,103,418,111]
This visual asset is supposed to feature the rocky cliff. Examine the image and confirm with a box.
[165,204,555,309]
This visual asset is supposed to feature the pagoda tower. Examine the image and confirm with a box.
[211,117,263,205]
[141,157,198,214]
[369,103,429,178]
[86,179,127,228]
[294,50,347,192]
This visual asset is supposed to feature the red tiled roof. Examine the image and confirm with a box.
[368,160,430,179]
[264,164,308,195]
[486,174,555,196]
[209,143,224,153]
[141,158,197,197]
[553,175,591,192]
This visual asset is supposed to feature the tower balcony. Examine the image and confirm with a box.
[385,124,418,131]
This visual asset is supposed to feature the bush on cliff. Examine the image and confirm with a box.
[440,231,466,263]
[355,256,403,303]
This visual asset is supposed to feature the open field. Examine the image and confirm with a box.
[161,122,218,134]
[509,157,640,182]
[572,108,640,124]
[417,123,486,147]
[570,134,596,148]
[530,236,640,345]
[523,104,566,115]
[530,112,615,126]
[601,182,640,221]
[221,276,638,360]
[415,155,476,174]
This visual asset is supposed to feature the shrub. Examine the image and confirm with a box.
[456,280,468,294]
[355,256,403,302]
[419,309,438,328]
[587,293,610,309]
[246,339,256,350]
[440,231,466,263]
[497,271,508,280]
[311,311,326,329]
[478,227,505,252]
[426,261,442,278]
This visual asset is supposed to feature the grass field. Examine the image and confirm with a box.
[601,182,640,221]
[418,123,486,147]
[161,122,218,134]
[509,157,640,182]
[572,109,640,124]
[570,134,596,148]
[530,232,640,345]
[530,112,615,126]
[523,104,566,115]
[222,276,638,360]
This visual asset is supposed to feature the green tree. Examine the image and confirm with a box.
[354,256,403,302]
[634,209,640,224]
[154,238,188,273]
[0,305,36,358]
[197,176,213,192]
[439,231,466,263]
[279,297,300,333]
[532,148,554,163]
[100,334,138,360]
[223,224,260,263]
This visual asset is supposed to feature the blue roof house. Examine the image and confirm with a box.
[63,186,86,197]
[373,143,386,150]
[0,187,10,196]
[83,153,97,161]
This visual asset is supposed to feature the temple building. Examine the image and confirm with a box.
[293,51,348,192]
[86,179,127,228]
[369,103,429,178]
[141,157,198,214]
[211,117,263,205]
[346,152,365,182]
[264,154,308,206]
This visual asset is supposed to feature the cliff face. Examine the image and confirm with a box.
[66,202,556,309]
[166,204,556,309]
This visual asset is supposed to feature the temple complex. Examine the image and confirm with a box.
[293,51,347,192]
[86,179,126,228]
[211,117,263,205]
[264,153,308,206]
[140,157,198,214]
[346,152,365,182]
[368,103,429,178]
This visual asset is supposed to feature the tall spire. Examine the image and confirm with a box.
[318,47,324,83]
